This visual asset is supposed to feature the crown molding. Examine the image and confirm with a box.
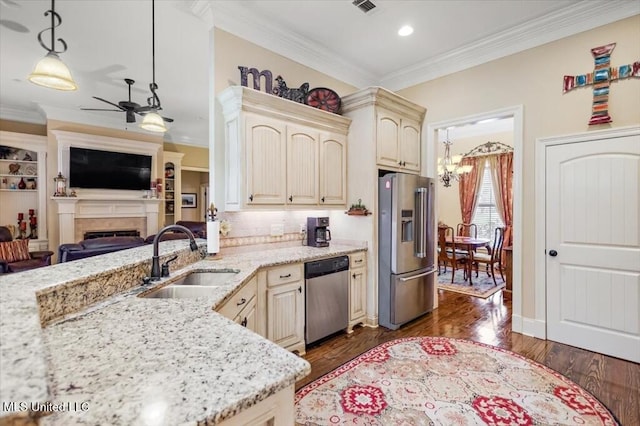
[190,0,638,92]
[0,105,45,124]
[189,0,377,88]
[380,0,640,90]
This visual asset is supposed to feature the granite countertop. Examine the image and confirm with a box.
[0,242,366,425]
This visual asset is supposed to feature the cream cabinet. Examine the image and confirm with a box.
[0,131,48,251]
[218,86,351,210]
[218,384,294,426]
[319,133,347,205]
[163,151,184,225]
[376,109,422,174]
[348,251,367,333]
[342,87,425,176]
[217,276,261,335]
[286,126,318,205]
[245,115,287,205]
[265,263,305,355]
[376,110,402,169]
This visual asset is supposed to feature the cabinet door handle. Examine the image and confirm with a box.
[249,194,253,202]
[280,273,291,279]
[241,317,248,327]
[298,286,302,293]
[289,195,293,202]
[354,259,363,263]
[398,161,403,165]
[321,196,325,203]
[236,297,247,306]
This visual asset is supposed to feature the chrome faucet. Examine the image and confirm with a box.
[150,224,199,281]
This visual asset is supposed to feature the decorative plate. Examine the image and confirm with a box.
[305,87,341,114]
[24,164,37,176]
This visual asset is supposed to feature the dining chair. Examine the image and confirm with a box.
[455,222,478,257]
[456,223,478,238]
[472,226,505,286]
[437,226,469,283]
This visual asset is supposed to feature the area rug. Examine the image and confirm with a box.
[295,337,618,425]
[437,268,505,298]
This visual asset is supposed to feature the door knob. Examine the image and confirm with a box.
[549,250,558,257]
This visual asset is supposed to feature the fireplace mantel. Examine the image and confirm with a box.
[52,197,161,244]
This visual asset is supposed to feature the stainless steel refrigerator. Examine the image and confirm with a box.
[378,172,436,330]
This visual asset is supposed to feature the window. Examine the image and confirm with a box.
[472,160,504,243]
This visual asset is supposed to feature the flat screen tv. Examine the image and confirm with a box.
[69,147,152,191]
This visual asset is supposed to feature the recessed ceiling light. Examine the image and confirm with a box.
[398,25,413,37]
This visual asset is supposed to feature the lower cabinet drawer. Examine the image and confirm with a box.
[349,251,366,268]
[266,263,303,287]
[218,276,257,320]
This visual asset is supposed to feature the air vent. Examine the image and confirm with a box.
[352,0,376,13]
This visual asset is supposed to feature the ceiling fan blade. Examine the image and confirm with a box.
[81,108,122,112]
[93,96,126,110]
[162,116,174,123]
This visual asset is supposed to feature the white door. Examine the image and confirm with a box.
[546,132,640,362]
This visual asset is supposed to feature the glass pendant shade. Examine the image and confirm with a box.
[140,111,167,133]
[28,51,77,91]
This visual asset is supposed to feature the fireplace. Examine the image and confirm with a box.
[52,198,161,244]
[84,230,141,240]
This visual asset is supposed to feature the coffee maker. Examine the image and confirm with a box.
[307,217,331,247]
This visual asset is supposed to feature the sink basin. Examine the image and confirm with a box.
[172,271,239,287]
[139,270,239,299]
[142,285,217,299]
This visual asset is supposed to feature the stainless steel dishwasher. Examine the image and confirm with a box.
[305,255,350,345]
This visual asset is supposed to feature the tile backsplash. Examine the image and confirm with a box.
[218,210,330,238]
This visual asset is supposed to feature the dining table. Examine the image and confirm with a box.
[444,236,490,285]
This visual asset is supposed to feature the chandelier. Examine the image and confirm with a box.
[437,130,472,187]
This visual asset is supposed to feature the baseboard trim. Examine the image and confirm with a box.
[512,314,523,334]
[365,316,378,328]
[522,317,546,339]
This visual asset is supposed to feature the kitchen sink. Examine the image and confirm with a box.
[141,285,218,299]
[171,270,239,287]
[139,270,239,299]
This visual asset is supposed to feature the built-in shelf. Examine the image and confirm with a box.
[0,131,48,251]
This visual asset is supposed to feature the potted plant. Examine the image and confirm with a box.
[347,199,370,216]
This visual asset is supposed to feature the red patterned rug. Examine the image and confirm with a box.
[295,337,618,425]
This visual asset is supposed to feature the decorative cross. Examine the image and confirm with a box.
[563,43,639,125]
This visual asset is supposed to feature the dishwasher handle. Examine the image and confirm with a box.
[399,268,437,282]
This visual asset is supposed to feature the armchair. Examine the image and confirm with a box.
[0,226,53,273]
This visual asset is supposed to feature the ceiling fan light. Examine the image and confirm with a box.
[140,110,167,133]
[28,51,77,91]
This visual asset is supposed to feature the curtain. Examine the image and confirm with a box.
[488,152,514,246]
[458,156,484,225]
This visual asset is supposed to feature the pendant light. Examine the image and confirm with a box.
[140,0,167,133]
[28,0,77,91]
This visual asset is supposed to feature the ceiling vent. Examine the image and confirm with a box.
[352,0,376,13]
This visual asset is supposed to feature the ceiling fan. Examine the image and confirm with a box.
[81,78,173,124]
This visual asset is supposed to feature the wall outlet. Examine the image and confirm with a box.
[270,224,284,236]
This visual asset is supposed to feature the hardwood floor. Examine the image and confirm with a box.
[297,289,640,425]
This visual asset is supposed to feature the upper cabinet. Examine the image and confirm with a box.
[163,151,184,225]
[218,86,351,211]
[343,87,426,175]
[0,131,48,251]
